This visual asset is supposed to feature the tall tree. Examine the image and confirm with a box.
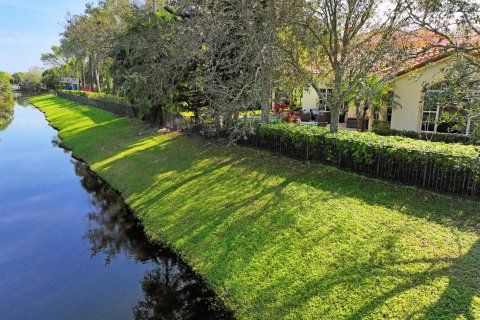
[63,0,131,93]
[281,0,409,133]
[170,0,285,137]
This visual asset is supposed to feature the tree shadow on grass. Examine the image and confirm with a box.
[346,239,480,319]
[105,139,480,318]
[421,240,480,320]
[244,238,479,319]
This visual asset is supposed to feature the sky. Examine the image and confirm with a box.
[0,0,92,73]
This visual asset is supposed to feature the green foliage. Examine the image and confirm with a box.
[347,74,399,131]
[111,7,181,124]
[12,67,43,91]
[0,71,14,131]
[41,68,61,89]
[30,95,480,320]
[373,123,479,145]
[257,123,480,189]
[423,56,480,139]
[59,89,131,106]
[0,71,13,97]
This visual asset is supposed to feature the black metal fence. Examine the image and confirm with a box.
[55,91,201,133]
[243,132,480,198]
[56,91,137,118]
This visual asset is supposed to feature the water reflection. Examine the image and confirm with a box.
[0,93,14,131]
[0,92,35,132]
[14,92,33,107]
[74,161,232,320]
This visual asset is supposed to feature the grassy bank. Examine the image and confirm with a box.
[30,94,480,319]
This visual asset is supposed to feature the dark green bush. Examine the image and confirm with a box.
[59,90,131,106]
[373,123,478,145]
[253,123,480,196]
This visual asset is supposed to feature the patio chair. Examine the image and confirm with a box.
[320,111,331,124]
[310,109,320,121]
[300,111,312,122]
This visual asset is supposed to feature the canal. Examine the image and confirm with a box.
[0,95,231,319]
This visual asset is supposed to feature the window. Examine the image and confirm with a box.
[422,89,441,132]
[422,82,475,134]
[386,106,393,123]
[317,89,333,111]
[374,107,393,121]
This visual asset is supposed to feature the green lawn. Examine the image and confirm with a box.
[30,94,480,320]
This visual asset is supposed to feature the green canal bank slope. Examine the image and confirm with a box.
[30,94,480,319]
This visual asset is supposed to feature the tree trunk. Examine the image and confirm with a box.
[330,107,340,133]
[81,62,86,90]
[361,107,368,132]
[194,107,199,124]
[329,66,343,133]
[94,64,101,93]
[90,57,94,91]
[355,101,362,132]
[153,0,158,13]
[261,90,271,124]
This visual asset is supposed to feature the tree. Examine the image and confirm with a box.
[423,56,480,137]
[0,71,14,131]
[112,7,181,126]
[41,68,61,89]
[347,74,397,132]
[281,0,409,133]
[403,0,480,55]
[12,67,43,91]
[41,44,70,69]
[402,0,480,137]
[63,0,131,93]
[167,0,285,137]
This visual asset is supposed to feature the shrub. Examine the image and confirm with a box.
[251,123,480,196]
[373,123,479,145]
[59,90,131,106]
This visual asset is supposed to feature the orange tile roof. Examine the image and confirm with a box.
[395,28,480,76]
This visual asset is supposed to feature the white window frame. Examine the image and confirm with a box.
[422,87,474,135]
[421,102,441,133]
[317,89,333,111]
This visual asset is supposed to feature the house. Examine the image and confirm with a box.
[300,29,479,134]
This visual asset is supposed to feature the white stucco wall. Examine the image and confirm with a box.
[301,83,332,111]
[301,87,319,111]
[391,57,451,132]
[301,59,453,132]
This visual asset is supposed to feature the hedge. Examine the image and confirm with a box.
[247,123,480,197]
[58,90,131,106]
[56,90,136,118]
[373,124,479,145]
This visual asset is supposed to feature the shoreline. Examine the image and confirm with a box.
[32,97,234,317]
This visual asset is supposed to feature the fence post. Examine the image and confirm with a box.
[422,154,428,187]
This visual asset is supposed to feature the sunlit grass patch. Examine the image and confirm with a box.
[30,94,480,320]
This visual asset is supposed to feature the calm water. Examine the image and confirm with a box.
[0,96,231,320]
